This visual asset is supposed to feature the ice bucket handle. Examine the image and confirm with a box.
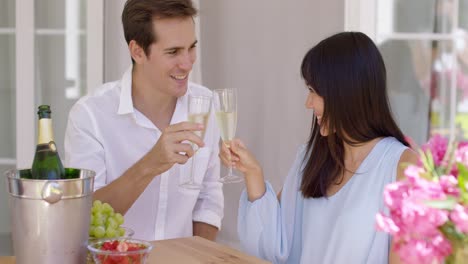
[41,181,63,204]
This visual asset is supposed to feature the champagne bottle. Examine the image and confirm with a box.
[31,105,65,179]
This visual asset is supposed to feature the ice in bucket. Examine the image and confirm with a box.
[5,168,95,264]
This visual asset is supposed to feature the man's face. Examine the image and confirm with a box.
[139,17,197,98]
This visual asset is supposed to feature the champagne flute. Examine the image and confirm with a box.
[213,88,243,183]
[179,94,211,190]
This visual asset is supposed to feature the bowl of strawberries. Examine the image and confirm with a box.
[87,238,152,264]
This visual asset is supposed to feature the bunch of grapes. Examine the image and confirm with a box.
[89,200,125,239]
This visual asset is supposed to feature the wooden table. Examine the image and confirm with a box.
[0,236,270,264]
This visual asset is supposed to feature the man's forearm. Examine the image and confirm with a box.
[93,160,157,215]
[193,222,218,241]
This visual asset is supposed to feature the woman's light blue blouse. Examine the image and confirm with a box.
[238,137,408,264]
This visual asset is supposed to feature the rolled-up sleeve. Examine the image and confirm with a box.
[64,102,107,190]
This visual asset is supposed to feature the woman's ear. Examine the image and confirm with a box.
[129,40,146,64]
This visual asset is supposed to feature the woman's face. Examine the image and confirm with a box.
[305,85,329,136]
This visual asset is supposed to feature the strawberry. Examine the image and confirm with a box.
[97,240,147,264]
[101,241,114,250]
[117,241,129,252]
[111,240,119,249]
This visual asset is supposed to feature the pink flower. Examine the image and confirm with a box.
[455,144,468,167]
[376,213,399,235]
[383,181,411,211]
[377,134,468,263]
[404,168,447,200]
[450,204,468,233]
[396,234,452,264]
[459,141,468,148]
[404,165,424,179]
[398,193,448,237]
[379,171,449,235]
[422,134,447,167]
[439,175,460,197]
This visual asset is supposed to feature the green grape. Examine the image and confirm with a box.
[92,213,105,226]
[115,213,124,225]
[106,217,118,229]
[102,203,114,214]
[94,226,106,238]
[105,227,117,238]
[89,200,127,239]
[93,200,103,207]
[117,227,125,237]
[91,201,103,214]
[89,226,95,236]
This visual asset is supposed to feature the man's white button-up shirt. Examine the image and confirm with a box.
[64,66,224,240]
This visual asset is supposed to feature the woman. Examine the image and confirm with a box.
[220,32,418,264]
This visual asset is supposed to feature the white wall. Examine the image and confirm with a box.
[198,0,344,247]
[104,0,129,81]
[104,0,345,248]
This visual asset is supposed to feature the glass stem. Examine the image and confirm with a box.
[190,151,196,183]
[227,142,233,177]
[228,164,233,177]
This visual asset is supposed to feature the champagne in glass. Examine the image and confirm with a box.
[179,95,212,190]
[188,113,209,139]
[215,111,237,141]
[213,88,243,183]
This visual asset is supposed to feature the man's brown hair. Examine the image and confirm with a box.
[122,0,197,62]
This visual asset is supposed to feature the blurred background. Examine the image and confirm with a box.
[1,0,468,255]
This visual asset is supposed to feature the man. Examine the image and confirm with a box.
[64,0,223,241]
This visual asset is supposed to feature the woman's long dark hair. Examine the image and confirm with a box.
[300,32,409,198]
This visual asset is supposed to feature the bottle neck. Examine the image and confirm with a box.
[37,118,54,145]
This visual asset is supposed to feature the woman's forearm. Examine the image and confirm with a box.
[244,167,266,202]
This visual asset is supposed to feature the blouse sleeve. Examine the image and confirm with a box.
[237,146,306,264]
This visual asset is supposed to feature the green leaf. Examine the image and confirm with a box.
[435,166,445,177]
[419,149,441,180]
[418,150,428,167]
[419,149,433,171]
[439,222,465,243]
[425,150,435,171]
[457,162,468,192]
[462,193,468,205]
[423,196,457,210]
[444,143,456,176]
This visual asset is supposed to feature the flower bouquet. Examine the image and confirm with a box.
[376,134,468,264]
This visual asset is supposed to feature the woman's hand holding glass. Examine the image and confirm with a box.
[219,139,266,201]
[219,139,259,174]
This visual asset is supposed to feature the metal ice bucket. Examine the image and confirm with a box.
[5,168,95,264]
